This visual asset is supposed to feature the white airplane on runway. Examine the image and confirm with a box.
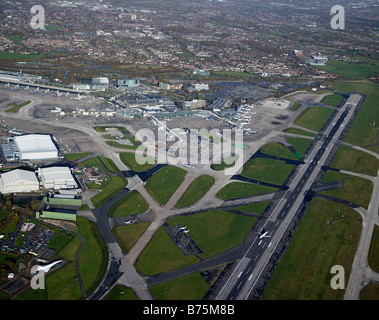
[258,228,271,239]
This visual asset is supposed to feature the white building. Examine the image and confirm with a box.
[188,83,209,91]
[0,169,40,194]
[2,134,59,161]
[38,166,78,190]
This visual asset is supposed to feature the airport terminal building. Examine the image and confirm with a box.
[1,134,59,162]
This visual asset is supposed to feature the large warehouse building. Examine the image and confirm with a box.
[0,169,40,194]
[38,166,78,190]
[1,134,59,161]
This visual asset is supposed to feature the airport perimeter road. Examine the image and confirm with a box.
[215,94,363,300]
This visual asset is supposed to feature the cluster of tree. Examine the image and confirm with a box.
[0,211,18,235]
[0,258,16,278]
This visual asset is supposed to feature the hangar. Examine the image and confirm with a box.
[38,166,78,190]
[0,169,40,194]
[1,134,59,161]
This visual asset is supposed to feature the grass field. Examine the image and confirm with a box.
[76,217,108,297]
[150,272,209,300]
[368,224,379,273]
[329,81,379,153]
[119,152,156,172]
[112,222,151,254]
[216,182,278,200]
[330,145,379,177]
[135,227,199,275]
[0,52,41,60]
[166,210,257,259]
[241,157,295,185]
[108,190,149,217]
[5,100,31,113]
[285,137,314,157]
[211,156,238,171]
[294,107,335,132]
[145,165,187,205]
[79,156,121,175]
[360,284,379,300]
[320,170,373,209]
[260,142,298,160]
[262,197,362,300]
[175,175,215,207]
[290,102,302,111]
[234,201,271,214]
[316,59,379,80]
[103,285,138,300]
[321,94,344,107]
[64,152,92,162]
[283,127,317,138]
[90,176,127,209]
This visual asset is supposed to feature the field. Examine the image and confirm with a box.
[216,182,278,200]
[211,156,238,171]
[241,157,295,185]
[166,210,257,259]
[262,197,362,300]
[5,100,31,113]
[290,102,302,111]
[24,217,107,300]
[90,176,127,209]
[317,59,379,80]
[119,152,156,172]
[260,143,298,160]
[175,175,215,207]
[112,222,151,254]
[285,137,314,157]
[368,225,379,273]
[0,52,41,60]
[108,190,149,217]
[320,170,373,209]
[294,107,335,132]
[135,228,199,275]
[103,285,138,300]
[150,272,209,300]
[283,127,317,138]
[321,94,343,107]
[145,166,187,205]
[330,81,379,153]
[330,145,379,177]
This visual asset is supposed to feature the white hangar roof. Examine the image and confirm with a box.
[38,166,78,189]
[13,134,57,153]
[0,169,40,193]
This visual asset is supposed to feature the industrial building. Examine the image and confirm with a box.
[37,166,78,191]
[117,78,140,88]
[0,169,40,194]
[1,134,59,162]
[72,77,109,91]
[181,99,206,110]
[36,196,81,222]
